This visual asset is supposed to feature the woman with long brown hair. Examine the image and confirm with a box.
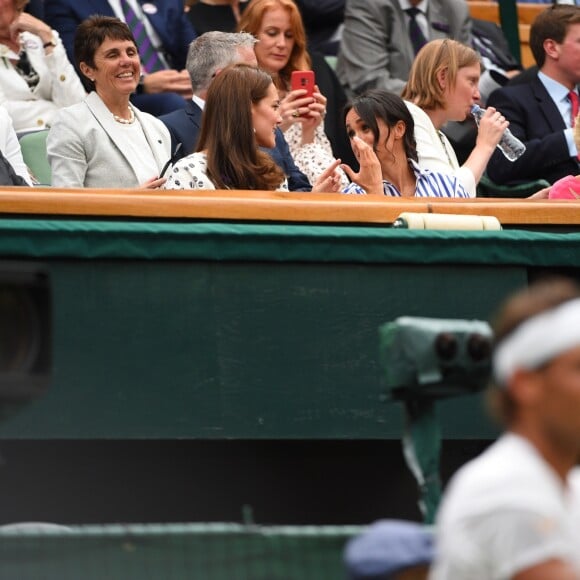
[238,0,348,187]
[164,63,341,191]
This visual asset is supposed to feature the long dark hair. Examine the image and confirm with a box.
[197,64,285,190]
[345,90,418,162]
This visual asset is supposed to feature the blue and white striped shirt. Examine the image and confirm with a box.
[343,159,469,198]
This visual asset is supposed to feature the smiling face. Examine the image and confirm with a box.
[253,6,295,74]
[80,36,140,101]
[443,64,481,122]
[251,82,282,148]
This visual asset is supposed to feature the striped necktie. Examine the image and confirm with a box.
[405,7,428,55]
[119,0,165,73]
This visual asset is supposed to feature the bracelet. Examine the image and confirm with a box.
[43,41,56,49]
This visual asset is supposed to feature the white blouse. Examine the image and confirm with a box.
[164,152,289,191]
[405,100,477,197]
[0,30,86,133]
[0,105,31,184]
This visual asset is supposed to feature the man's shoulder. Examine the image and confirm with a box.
[159,108,188,128]
[47,0,108,16]
[159,103,200,127]
[488,80,539,107]
[430,0,469,16]
[432,0,467,8]
[440,434,563,519]
[346,0,397,11]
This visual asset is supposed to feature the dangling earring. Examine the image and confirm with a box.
[253,128,256,133]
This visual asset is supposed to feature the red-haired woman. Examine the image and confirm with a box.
[238,0,348,187]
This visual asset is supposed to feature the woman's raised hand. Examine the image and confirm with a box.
[475,106,509,152]
[341,137,383,195]
[279,85,326,142]
[300,86,327,145]
[9,12,54,46]
[311,158,342,193]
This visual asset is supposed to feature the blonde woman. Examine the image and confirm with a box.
[401,39,507,197]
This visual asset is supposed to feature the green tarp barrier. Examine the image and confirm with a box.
[0,523,362,580]
[0,219,578,266]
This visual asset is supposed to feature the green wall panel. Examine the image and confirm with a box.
[0,259,524,439]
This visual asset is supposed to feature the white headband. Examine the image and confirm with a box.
[493,298,580,386]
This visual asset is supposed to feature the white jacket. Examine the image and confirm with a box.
[0,30,86,133]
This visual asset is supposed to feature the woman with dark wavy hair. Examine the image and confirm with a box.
[164,63,341,191]
[342,90,469,197]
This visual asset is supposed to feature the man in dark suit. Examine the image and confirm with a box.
[160,31,312,192]
[44,0,197,116]
[25,0,45,19]
[486,4,580,186]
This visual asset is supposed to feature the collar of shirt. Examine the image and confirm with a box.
[382,159,424,197]
[538,70,578,128]
[398,0,429,12]
[397,0,430,43]
[192,94,205,110]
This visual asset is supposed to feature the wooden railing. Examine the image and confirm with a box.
[467,1,549,68]
[1,187,579,226]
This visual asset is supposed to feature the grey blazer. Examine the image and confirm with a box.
[336,0,472,95]
[47,91,171,188]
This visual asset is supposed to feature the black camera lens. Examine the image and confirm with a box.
[435,332,457,360]
[467,333,492,362]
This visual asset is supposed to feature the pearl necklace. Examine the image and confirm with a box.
[112,106,135,125]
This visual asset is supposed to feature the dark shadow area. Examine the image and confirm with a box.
[0,439,491,526]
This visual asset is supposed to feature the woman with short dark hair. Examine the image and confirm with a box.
[47,15,171,188]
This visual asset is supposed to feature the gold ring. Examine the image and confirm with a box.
[292,109,300,118]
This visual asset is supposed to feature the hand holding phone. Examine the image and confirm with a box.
[290,70,315,117]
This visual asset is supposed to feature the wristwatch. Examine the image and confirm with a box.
[42,29,59,49]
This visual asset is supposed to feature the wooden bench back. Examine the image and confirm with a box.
[0,187,579,226]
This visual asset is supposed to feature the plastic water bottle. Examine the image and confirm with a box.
[471,104,526,162]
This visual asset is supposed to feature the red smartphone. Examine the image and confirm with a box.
[291,70,315,116]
